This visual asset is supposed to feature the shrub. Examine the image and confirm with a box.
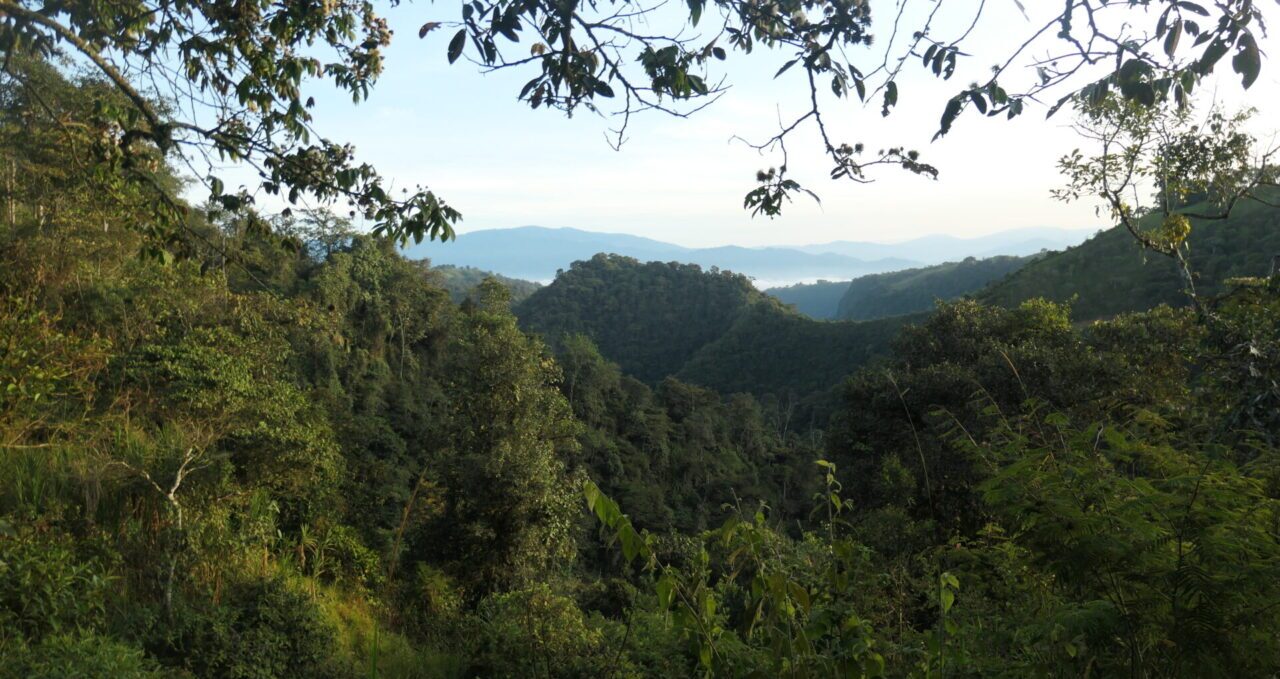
[162,577,339,679]
[0,633,161,678]
[0,527,108,642]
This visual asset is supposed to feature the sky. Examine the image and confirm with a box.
[219,1,1280,249]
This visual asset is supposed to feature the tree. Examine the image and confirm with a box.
[1054,94,1278,309]
[415,279,583,594]
[425,0,1272,214]
[0,0,459,247]
[0,0,1269,246]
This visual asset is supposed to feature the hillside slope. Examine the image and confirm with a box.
[837,255,1034,320]
[515,254,763,382]
[517,254,911,398]
[433,264,541,303]
[676,303,916,398]
[980,197,1280,319]
[764,280,852,319]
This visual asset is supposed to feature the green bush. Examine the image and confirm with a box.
[0,527,108,642]
[161,577,339,679]
[466,584,615,678]
[0,633,162,678]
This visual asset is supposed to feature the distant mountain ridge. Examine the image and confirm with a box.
[764,254,1037,320]
[509,201,1276,407]
[794,227,1093,263]
[405,225,1092,285]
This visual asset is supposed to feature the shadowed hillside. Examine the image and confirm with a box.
[432,264,541,303]
[515,254,764,382]
[763,280,852,319]
[837,254,1035,320]
[981,196,1280,319]
[516,254,914,400]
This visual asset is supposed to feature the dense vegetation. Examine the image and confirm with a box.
[431,265,541,304]
[516,254,764,382]
[982,195,1280,320]
[837,255,1035,321]
[4,0,1280,675]
[764,279,852,319]
[517,255,913,402]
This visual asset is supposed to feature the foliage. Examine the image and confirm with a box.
[416,279,583,595]
[558,334,817,533]
[981,193,1280,320]
[467,583,614,678]
[2,26,1280,679]
[431,264,541,305]
[763,279,851,320]
[836,255,1035,321]
[426,0,1269,213]
[676,301,913,401]
[968,407,1280,676]
[1050,96,1275,308]
[0,526,110,642]
[518,253,914,403]
[0,633,162,679]
[160,577,340,679]
[0,0,458,246]
[517,253,762,382]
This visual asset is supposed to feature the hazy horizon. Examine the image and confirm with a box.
[197,2,1279,248]
[442,223,1100,251]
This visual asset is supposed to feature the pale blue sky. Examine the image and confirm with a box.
[223,1,1280,248]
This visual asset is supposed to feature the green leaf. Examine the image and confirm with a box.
[688,0,704,26]
[1232,33,1261,89]
[656,575,675,609]
[447,29,466,64]
[1164,19,1182,58]
[882,81,898,117]
[968,90,987,114]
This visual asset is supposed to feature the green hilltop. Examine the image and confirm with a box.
[516,254,916,403]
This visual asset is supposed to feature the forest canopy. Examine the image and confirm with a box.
[1,1,1280,678]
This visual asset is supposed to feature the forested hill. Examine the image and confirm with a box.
[514,254,764,382]
[763,280,851,319]
[981,196,1280,319]
[836,254,1035,320]
[676,304,917,401]
[515,254,913,399]
[432,264,541,303]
